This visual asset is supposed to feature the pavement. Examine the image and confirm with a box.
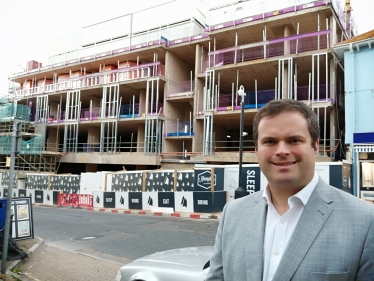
[0,230,123,281]
[1,206,220,281]
[1,236,43,281]
[9,241,122,281]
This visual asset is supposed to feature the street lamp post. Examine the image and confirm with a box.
[1,122,20,273]
[235,85,246,199]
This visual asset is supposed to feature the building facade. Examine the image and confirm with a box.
[334,30,374,200]
[6,0,354,176]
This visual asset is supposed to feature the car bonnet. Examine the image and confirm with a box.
[129,246,213,271]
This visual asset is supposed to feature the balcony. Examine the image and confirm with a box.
[166,80,194,99]
[197,84,334,116]
[12,62,165,100]
[204,30,331,72]
[206,0,355,37]
[164,120,194,137]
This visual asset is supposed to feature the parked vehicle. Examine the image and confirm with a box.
[115,246,213,281]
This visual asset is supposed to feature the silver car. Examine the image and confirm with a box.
[115,246,213,281]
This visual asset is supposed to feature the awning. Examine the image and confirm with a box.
[354,145,374,152]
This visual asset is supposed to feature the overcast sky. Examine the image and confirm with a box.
[1,0,373,95]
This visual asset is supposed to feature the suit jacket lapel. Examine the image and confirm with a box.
[272,180,334,281]
[245,195,267,280]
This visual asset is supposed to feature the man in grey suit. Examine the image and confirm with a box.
[206,99,374,281]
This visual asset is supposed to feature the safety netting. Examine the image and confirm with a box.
[0,135,42,155]
[0,104,30,122]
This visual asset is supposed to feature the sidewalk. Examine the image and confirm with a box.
[3,237,122,281]
[1,236,42,281]
[13,243,122,281]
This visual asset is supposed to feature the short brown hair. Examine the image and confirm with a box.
[253,99,320,147]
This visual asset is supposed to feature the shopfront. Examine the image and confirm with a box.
[353,144,374,200]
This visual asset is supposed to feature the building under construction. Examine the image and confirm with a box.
[6,0,354,174]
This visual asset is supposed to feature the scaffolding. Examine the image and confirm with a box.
[0,102,62,173]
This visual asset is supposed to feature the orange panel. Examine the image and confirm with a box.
[37,79,53,86]
[23,81,33,89]
[70,71,82,78]
[102,65,117,71]
[57,73,70,83]
[118,61,137,69]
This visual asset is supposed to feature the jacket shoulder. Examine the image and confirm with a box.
[225,191,263,212]
[316,179,374,216]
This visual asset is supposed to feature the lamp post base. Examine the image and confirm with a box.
[234,187,246,199]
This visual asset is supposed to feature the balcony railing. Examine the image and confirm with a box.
[44,102,162,124]
[164,120,194,137]
[45,141,147,154]
[195,137,339,157]
[204,30,331,72]
[199,84,336,115]
[12,62,164,100]
[119,104,140,118]
[206,0,355,37]
[80,107,101,121]
[166,80,194,98]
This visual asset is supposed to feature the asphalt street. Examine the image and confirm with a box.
[32,206,219,263]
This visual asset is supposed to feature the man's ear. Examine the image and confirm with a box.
[313,139,320,154]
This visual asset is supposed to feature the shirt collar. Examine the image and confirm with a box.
[262,172,319,207]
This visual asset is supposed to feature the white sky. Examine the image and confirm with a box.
[1,0,373,95]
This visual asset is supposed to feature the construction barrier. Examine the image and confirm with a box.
[58,194,93,208]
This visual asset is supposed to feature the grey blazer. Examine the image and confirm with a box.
[206,178,374,281]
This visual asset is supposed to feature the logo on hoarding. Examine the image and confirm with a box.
[197,171,216,190]
[229,178,236,190]
[147,196,153,206]
[120,196,124,205]
[181,196,188,207]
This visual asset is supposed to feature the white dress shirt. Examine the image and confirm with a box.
[262,172,319,281]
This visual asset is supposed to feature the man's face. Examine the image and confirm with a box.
[255,111,319,191]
